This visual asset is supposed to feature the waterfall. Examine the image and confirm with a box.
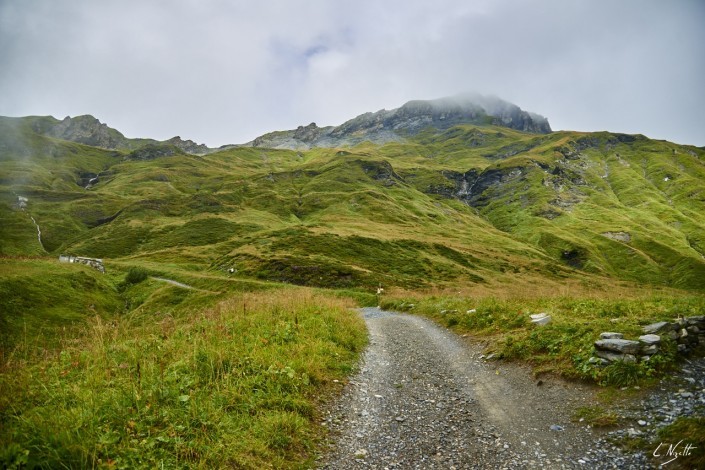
[29,215,45,251]
[14,193,47,252]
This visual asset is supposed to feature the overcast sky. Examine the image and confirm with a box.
[1,0,703,147]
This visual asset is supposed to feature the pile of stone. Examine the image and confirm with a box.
[642,317,705,354]
[589,316,705,366]
[59,254,105,273]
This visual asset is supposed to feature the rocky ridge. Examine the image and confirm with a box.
[8,94,551,154]
[33,115,213,155]
[247,94,551,150]
[43,115,128,150]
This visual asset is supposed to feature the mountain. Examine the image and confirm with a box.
[1,96,704,291]
[246,94,552,150]
[17,114,214,155]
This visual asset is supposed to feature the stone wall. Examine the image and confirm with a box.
[590,316,705,366]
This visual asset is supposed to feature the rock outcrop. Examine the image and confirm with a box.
[36,115,214,154]
[127,144,185,161]
[246,94,551,150]
[165,136,210,155]
[45,115,128,149]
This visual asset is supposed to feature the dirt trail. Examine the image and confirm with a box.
[321,308,651,469]
[151,277,195,290]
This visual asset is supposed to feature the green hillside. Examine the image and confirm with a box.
[2,115,704,291]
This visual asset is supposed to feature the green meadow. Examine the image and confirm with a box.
[1,114,704,467]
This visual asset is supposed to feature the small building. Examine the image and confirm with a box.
[59,255,105,273]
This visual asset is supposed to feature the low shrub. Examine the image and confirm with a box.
[124,266,149,284]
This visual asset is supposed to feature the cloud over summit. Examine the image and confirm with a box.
[1,0,703,146]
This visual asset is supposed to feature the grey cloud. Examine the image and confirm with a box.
[0,0,703,146]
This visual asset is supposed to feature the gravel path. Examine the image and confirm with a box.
[320,308,657,469]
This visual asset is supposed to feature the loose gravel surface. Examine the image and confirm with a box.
[319,308,704,469]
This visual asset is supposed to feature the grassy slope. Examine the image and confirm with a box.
[4,119,703,291]
[0,258,123,351]
[458,132,705,290]
[0,289,366,469]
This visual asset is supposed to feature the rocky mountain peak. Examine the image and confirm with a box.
[293,123,324,143]
[165,136,210,155]
[45,115,127,149]
[248,94,551,150]
[24,115,215,155]
[391,94,551,134]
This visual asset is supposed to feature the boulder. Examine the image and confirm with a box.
[595,350,622,361]
[685,315,704,325]
[595,350,637,363]
[600,332,624,340]
[641,344,659,355]
[638,334,661,346]
[530,313,551,326]
[642,321,671,334]
[594,339,641,354]
[588,356,609,366]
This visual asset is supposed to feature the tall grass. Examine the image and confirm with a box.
[0,289,366,468]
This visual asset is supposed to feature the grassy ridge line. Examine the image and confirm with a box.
[0,289,367,469]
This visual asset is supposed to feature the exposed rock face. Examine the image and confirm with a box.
[358,160,403,186]
[127,144,184,161]
[45,115,127,149]
[37,115,214,154]
[602,231,632,243]
[165,136,210,155]
[293,123,324,143]
[247,94,551,150]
